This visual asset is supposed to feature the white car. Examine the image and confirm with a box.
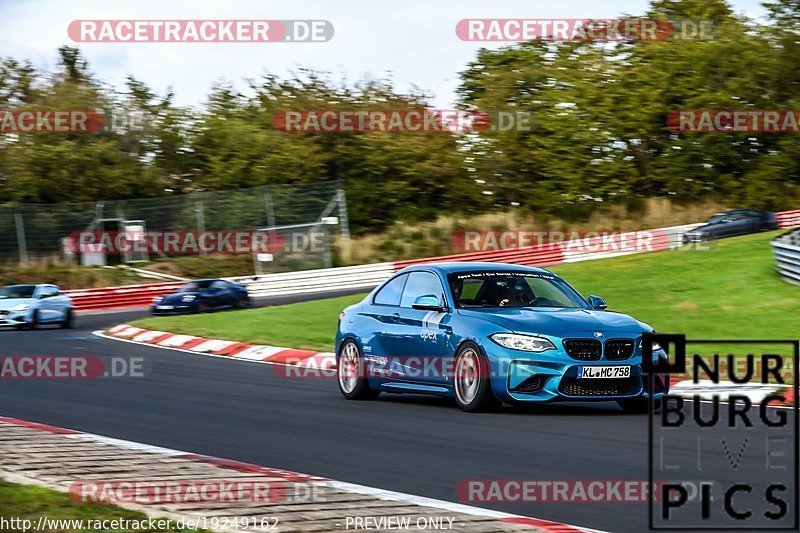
[0,284,73,329]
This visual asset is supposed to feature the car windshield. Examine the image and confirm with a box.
[448,271,589,309]
[707,214,729,224]
[0,285,36,299]
[178,281,211,293]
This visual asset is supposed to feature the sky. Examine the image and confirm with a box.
[0,0,770,109]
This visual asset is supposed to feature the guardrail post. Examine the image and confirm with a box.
[265,192,276,228]
[323,226,332,268]
[14,213,28,265]
[195,200,206,256]
[337,188,350,240]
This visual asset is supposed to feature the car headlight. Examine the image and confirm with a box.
[181,295,196,303]
[490,333,556,352]
[10,304,29,312]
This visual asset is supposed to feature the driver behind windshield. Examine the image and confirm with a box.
[448,272,587,309]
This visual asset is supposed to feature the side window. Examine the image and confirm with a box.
[400,272,444,308]
[41,286,59,298]
[373,274,408,306]
[211,281,228,290]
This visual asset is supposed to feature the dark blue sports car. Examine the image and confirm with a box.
[335,263,669,412]
[151,279,250,315]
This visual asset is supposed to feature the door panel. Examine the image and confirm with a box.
[387,271,453,384]
[38,286,59,322]
[365,274,408,362]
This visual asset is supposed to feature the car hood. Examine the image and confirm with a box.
[688,223,719,234]
[457,307,649,336]
[0,298,32,310]
[159,292,200,303]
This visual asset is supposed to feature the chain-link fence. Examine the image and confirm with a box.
[0,180,349,272]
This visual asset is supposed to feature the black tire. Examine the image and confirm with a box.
[236,295,251,309]
[61,310,74,328]
[337,340,380,400]
[197,300,211,313]
[29,310,40,330]
[617,397,662,413]
[453,342,500,412]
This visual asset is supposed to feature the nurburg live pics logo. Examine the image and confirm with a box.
[643,334,799,530]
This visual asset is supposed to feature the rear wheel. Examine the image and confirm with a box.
[337,340,379,400]
[453,343,499,412]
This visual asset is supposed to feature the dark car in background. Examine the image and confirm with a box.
[683,209,779,244]
[151,279,250,315]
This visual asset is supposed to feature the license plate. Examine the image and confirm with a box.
[577,365,631,379]
[156,305,174,310]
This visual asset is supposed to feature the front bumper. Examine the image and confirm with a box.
[682,232,708,243]
[151,303,198,315]
[0,309,30,326]
[486,340,670,403]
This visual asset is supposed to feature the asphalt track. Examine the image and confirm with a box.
[1,294,796,532]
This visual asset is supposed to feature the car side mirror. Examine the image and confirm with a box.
[412,295,446,312]
[587,295,607,310]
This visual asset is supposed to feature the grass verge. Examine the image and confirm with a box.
[130,294,365,352]
[0,478,208,532]
[129,231,799,353]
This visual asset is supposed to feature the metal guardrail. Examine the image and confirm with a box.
[772,228,800,286]
[229,263,396,298]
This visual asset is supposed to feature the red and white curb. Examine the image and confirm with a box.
[98,324,336,370]
[0,416,603,533]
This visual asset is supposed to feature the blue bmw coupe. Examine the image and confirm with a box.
[335,262,669,412]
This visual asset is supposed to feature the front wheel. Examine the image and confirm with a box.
[337,340,379,400]
[453,343,500,412]
[61,310,74,328]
